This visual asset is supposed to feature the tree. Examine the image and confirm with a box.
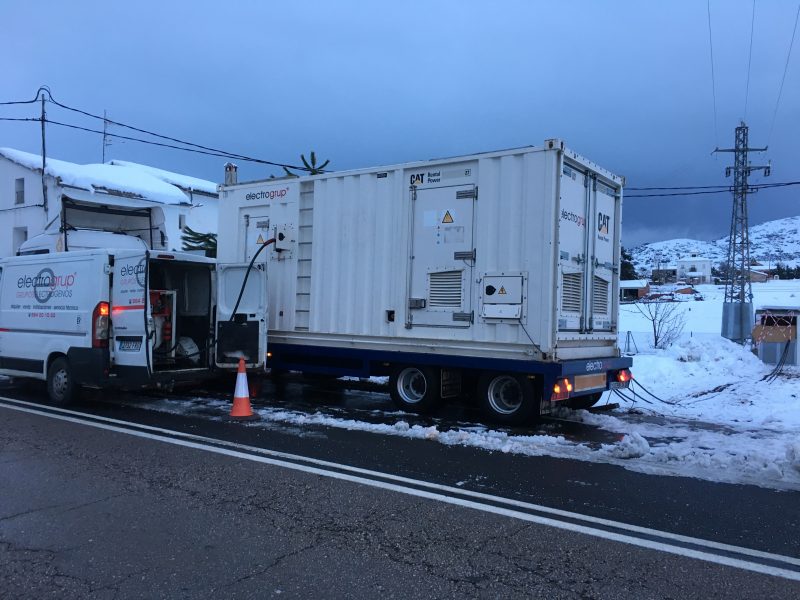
[283,151,330,177]
[181,226,217,258]
[632,298,686,349]
[620,247,638,280]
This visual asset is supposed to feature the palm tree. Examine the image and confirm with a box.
[283,151,330,177]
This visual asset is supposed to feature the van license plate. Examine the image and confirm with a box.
[574,373,606,392]
[118,339,142,352]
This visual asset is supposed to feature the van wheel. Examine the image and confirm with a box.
[47,357,75,406]
[478,373,539,425]
[389,366,440,413]
[566,392,603,410]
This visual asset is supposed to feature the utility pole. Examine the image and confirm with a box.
[102,110,111,163]
[714,121,770,344]
[40,90,48,214]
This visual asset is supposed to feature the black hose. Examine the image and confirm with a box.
[229,237,275,321]
[151,238,275,362]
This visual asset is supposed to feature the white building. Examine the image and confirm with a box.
[0,147,218,256]
[677,252,712,284]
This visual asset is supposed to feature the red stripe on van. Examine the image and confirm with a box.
[112,304,146,312]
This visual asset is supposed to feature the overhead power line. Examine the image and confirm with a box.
[767,3,800,144]
[744,0,756,120]
[707,0,720,147]
[626,180,800,198]
[44,119,308,169]
[1,87,319,172]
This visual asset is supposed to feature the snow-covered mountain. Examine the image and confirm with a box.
[630,215,800,273]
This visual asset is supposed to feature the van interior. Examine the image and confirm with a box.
[148,258,214,372]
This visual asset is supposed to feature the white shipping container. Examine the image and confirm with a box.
[217,140,631,422]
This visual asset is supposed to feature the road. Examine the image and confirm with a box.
[1,380,799,599]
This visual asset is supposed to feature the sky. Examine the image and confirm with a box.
[1,0,798,247]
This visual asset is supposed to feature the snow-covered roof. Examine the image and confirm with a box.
[108,160,218,196]
[619,279,649,289]
[677,254,711,262]
[0,147,190,206]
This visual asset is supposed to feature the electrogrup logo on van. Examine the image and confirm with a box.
[16,268,77,303]
[120,259,147,288]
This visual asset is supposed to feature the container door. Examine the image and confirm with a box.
[244,214,271,262]
[557,163,590,332]
[111,250,151,373]
[407,185,476,328]
[590,179,617,332]
[215,263,267,368]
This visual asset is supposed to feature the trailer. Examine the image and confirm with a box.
[217,140,632,423]
[0,246,267,404]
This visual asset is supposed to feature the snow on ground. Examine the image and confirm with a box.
[140,280,800,491]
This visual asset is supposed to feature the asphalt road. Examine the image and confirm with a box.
[1,384,799,599]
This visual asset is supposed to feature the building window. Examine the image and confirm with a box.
[12,227,27,252]
[15,178,24,205]
[179,214,187,230]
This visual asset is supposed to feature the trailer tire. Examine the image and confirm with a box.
[47,357,76,406]
[389,366,440,413]
[478,373,539,425]
[566,392,603,410]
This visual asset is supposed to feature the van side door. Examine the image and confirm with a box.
[110,250,152,378]
[215,262,267,369]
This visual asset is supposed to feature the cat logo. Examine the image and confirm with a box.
[442,210,454,224]
[410,173,424,185]
[597,212,610,235]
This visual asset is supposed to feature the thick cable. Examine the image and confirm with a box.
[767,3,800,145]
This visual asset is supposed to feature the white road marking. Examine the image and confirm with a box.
[1,396,799,581]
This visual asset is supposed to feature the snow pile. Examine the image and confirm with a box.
[108,160,218,195]
[0,147,189,205]
[604,432,650,459]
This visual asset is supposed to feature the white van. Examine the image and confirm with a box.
[0,248,267,404]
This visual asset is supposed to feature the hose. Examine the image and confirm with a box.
[229,237,275,321]
[150,237,276,361]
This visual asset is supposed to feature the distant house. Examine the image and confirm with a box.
[651,267,677,284]
[677,252,712,284]
[747,269,770,283]
[619,279,650,302]
[0,147,218,256]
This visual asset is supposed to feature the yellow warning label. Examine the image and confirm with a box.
[256,234,265,244]
[499,286,507,295]
[442,210,454,224]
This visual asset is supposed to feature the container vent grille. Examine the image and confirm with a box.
[561,272,582,313]
[593,276,609,314]
[429,270,463,308]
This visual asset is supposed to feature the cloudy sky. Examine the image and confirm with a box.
[1,0,798,246]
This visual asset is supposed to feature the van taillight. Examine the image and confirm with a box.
[551,378,573,401]
[93,301,110,348]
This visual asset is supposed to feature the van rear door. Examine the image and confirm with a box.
[215,263,267,369]
[110,250,151,376]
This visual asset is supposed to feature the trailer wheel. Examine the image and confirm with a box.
[47,357,76,406]
[566,392,603,410]
[389,366,440,413]
[478,373,538,425]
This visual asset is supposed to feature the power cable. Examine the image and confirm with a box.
[0,117,40,122]
[44,91,315,171]
[626,184,730,191]
[707,0,720,147]
[744,0,757,120]
[44,119,305,167]
[626,180,800,197]
[767,2,800,145]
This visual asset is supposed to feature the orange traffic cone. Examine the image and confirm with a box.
[230,358,259,421]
